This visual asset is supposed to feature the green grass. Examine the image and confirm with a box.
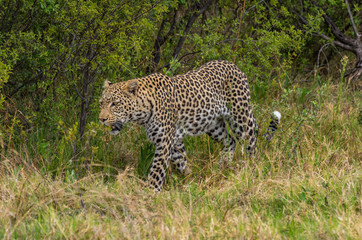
[0,81,361,239]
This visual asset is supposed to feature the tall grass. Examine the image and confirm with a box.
[0,79,361,239]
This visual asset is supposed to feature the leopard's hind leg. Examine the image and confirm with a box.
[206,118,236,164]
[171,136,191,175]
[228,73,258,157]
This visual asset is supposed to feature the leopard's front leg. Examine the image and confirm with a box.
[146,123,176,192]
[147,143,171,191]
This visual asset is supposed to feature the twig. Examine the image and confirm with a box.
[345,0,360,41]
[317,43,331,73]
[241,0,264,22]
[233,0,247,62]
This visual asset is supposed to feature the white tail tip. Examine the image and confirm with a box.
[272,111,281,121]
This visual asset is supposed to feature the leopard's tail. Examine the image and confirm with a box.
[263,111,281,141]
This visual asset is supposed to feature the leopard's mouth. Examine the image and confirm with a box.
[109,122,123,135]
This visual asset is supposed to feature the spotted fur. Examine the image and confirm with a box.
[99,60,280,191]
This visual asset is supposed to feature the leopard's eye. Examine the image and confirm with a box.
[110,102,116,107]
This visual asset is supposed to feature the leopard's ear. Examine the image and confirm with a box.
[103,80,112,90]
[124,79,138,96]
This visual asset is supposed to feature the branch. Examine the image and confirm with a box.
[293,8,355,51]
[148,8,179,73]
[233,0,247,62]
[120,0,162,31]
[171,0,216,60]
[241,0,264,22]
[345,0,360,41]
[317,43,331,72]
[293,11,327,39]
[322,14,354,46]
[156,51,201,72]
[329,39,355,51]
[8,72,44,98]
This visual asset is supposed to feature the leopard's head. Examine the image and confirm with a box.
[99,79,138,135]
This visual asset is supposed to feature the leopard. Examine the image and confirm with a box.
[99,60,281,191]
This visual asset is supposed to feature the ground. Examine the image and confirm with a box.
[0,82,360,239]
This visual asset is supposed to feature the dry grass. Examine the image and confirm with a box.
[0,83,361,239]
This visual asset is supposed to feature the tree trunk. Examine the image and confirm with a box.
[346,48,362,85]
[79,64,90,139]
[147,10,178,73]
[79,46,94,139]
[171,0,215,61]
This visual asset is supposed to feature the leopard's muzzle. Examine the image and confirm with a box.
[109,122,123,135]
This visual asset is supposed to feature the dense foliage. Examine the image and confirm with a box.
[1,0,360,140]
